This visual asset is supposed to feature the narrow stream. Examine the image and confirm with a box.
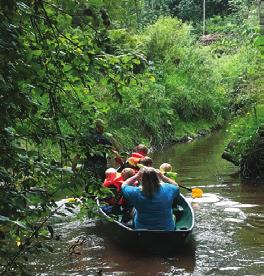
[30,130,264,275]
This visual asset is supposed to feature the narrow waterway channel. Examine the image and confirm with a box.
[31,130,264,275]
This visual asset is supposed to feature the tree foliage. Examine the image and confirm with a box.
[140,0,254,25]
[0,0,144,272]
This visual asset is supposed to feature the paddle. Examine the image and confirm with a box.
[161,171,203,198]
[178,184,203,198]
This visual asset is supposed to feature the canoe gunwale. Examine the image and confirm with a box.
[97,193,194,234]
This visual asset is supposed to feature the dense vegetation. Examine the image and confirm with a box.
[0,0,262,273]
[222,10,264,178]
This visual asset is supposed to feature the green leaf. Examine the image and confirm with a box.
[64,64,72,72]
[32,50,42,57]
[0,215,10,222]
[12,220,27,229]
[132,58,141,64]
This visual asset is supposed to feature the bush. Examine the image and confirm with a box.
[142,17,192,61]
[108,80,176,146]
[227,105,264,158]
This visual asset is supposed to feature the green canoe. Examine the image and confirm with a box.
[97,193,194,252]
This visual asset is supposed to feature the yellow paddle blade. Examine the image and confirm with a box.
[191,188,203,198]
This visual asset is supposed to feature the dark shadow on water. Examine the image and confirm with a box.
[241,177,264,187]
[90,220,196,274]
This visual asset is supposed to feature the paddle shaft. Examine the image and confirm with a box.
[178,184,192,192]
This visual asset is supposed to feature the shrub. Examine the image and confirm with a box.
[142,17,192,61]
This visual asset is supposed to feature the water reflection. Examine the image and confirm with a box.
[32,218,196,276]
[94,221,197,275]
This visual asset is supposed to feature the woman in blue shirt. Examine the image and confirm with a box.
[121,167,179,230]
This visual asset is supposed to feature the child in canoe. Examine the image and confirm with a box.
[159,163,178,182]
[102,168,136,209]
[138,156,153,168]
[102,168,122,206]
[127,144,149,170]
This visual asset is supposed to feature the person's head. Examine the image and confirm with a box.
[139,156,153,167]
[159,163,172,173]
[121,168,135,180]
[140,167,160,198]
[135,144,148,156]
[94,119,105,134]
[105,168,117,181]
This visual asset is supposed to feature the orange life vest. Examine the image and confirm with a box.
[131,152,145,158]
[103,174,124,205]
[127,152,145,167]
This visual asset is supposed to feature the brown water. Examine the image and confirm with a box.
[30,130,264,275]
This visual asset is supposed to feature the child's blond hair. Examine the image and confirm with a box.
[105,168,117,180]
[159,163,172,173]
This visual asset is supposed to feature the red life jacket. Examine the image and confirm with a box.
[103,174,123,192]
[103,174,125,205]
[131,152,144,158]
[127,152,145,167]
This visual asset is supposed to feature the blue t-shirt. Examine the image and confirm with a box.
[122,183,179,230]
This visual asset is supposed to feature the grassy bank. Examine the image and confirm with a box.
[99,14,259,151]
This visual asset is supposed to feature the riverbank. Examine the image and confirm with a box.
[111,119,218,152]
[223,105,264,179]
